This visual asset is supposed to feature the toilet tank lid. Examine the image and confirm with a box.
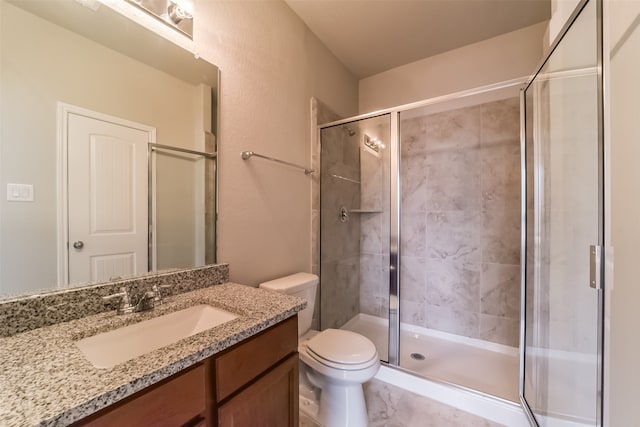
[259,272,318,293]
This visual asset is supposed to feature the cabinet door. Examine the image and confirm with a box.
[76,364,206,427]
[217,354,299,427]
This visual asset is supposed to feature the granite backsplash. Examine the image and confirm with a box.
[0,264,229,337]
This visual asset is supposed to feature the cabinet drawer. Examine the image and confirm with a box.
[77,363,206,427]
[215,315,297,401]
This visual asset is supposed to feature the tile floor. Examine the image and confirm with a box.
[299,378,506,427]
[365,379,506,427]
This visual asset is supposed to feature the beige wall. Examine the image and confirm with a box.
[187,1,358,285]
[358,22,547,114]
[608,1,640,424]
[548,0,582,46]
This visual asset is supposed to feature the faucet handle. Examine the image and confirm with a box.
[102,287,128,301]
[151,284,171,304]
[102,287,134,314]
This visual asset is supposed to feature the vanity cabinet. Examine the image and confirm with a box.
[74,315,298,427]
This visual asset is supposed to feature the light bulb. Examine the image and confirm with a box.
[167,0,193,24]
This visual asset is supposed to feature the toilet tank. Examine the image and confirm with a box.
[259,273,318,336]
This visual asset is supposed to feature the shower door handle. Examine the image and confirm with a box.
[589,245,602,289]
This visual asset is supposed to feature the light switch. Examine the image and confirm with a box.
[8,184,19,199]
[20,185,34,201]
[7,183,34,202]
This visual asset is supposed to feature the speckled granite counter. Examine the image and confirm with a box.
[0,283,306,427]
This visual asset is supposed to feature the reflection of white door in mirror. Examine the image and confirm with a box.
[62,105,154,284]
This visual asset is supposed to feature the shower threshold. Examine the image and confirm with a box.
[341,313,519,402]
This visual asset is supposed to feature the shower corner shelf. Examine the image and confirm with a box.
[349,209,383,214]
[339,206,383,223]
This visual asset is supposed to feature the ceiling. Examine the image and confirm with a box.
[285,0,551,79]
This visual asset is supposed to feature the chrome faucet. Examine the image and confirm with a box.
[102,287,135,315]
[102,287,164,314]
[134,291,157,312]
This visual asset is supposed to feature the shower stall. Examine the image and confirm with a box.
[318,0,604,425]
[319,82,524,403]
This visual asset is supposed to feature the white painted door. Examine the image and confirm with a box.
[67,112,150,283]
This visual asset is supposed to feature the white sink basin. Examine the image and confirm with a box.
[76,304,238,368]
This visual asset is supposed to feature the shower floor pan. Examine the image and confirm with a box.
[341,313,519,402]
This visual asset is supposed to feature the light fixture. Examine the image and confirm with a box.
[74,0,101,11]
[364,134,385,154]
[126,0,194,38]
[167,0,193,24]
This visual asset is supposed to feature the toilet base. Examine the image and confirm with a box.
[299,360,370,427]
[317,382,368,427]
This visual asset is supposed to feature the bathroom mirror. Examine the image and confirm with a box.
[0,0,219,296]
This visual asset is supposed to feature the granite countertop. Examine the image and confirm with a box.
[0,283,306,427]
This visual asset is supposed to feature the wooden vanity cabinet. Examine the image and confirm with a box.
[74,315,298,427]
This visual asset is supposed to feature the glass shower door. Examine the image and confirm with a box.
[522,0,603,425]
[319,114,391,362]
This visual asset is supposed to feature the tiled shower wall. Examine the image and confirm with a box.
[318,97,521,347]
[359,121,391,321]
[311,98,340,277]
[397,97,521,347]
[312,98,340,330]
[318,113,391,330]
[319,124,361,329]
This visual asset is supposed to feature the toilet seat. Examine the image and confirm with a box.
[303,329,378,371]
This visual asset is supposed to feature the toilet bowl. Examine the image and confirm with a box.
[259,273,380,427]
[299,328,379,426]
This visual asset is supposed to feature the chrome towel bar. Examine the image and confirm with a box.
[241,151,315,175]
[150,143,217,159]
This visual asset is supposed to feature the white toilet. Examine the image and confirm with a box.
[259,273,379,427]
